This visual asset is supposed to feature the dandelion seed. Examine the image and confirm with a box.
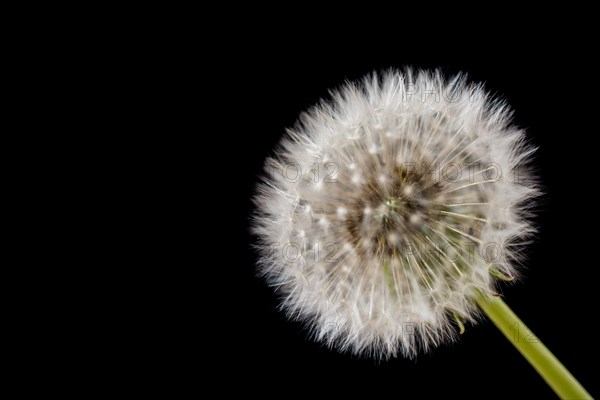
[253,69,538,359]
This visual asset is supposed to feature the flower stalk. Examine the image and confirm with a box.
[476,294,591,399]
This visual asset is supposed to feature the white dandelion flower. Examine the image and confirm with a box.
[252,69,538,359]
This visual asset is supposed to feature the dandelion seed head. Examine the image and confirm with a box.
[253,69,538,359]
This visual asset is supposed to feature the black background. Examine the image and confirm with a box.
[221,36,597,398]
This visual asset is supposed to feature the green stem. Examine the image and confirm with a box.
[476,294,592,400]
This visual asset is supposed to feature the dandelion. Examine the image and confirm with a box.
[253,70,590,398]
